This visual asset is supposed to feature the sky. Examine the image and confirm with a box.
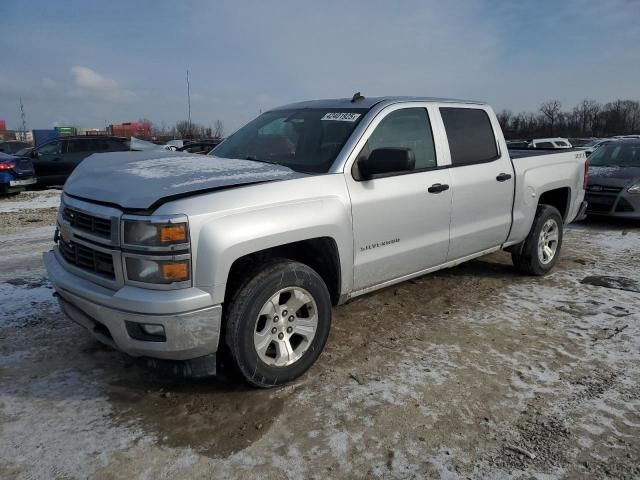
[1,0,639,133]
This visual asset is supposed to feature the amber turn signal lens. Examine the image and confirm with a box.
[160,261,189,281]
[159,224,187,243]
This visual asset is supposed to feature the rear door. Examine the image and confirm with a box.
[437,106,514,260]
[345,103,453,291]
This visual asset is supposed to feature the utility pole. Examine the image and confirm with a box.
[186,70,192,138]
[19,97,27,140]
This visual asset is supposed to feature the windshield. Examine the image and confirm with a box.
[588,142,640,167]
[210,108,367,173]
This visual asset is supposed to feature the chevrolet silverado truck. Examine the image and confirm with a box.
[45,96,588,387]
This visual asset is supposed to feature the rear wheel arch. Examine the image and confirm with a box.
[538,187,571,222]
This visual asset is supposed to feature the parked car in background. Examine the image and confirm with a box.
[530,137,573,149]
[30,136,130,187]
[0,141,30,154]
[585,139,640,218]
[176,139,222,154]
[15,146,35,157]
[506,139,531,149]
[164,139,186,151]
[0,152,36,195]
[579,138,616,156]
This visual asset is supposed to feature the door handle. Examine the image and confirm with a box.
[52,157,62,162]
[428,183,450,193]
[496,173,512,182]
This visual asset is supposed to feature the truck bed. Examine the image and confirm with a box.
[508,148,583,159]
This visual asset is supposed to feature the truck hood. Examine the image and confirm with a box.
[64,151,304,210]
[588,165,640,188]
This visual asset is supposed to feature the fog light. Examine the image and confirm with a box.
[125,320,166,342]
[141,324,165,336]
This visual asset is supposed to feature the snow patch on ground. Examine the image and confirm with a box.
[0,281,58,327]
[0,369,152,480]
[0,190,61,213]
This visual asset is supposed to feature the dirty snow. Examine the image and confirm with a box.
[0,210,639,479]
[0,190,61,213]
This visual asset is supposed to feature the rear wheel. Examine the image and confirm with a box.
[512,205,563,276]
[224,259,332,388]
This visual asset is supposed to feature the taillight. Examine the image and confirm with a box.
[583,159,589,190]
[0,161,16,171]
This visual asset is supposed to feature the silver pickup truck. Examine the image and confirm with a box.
[45,96,588,387]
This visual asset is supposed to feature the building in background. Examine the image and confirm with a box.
[14,131,34,143]
[0,120,6,140]
[54,126,77,137]
[108,122,151,138]
[77,128,108,136]
[33,129,59,146]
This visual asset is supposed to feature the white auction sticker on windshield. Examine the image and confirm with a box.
[321,112,361,122]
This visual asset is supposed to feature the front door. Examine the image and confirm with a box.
[33,140,66,185]
[345,105,453,291]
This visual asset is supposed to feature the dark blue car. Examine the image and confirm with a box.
[0,152,37,195]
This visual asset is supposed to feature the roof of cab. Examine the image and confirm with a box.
[271,96,487,111]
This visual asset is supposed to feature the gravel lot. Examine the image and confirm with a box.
[0,191,638,479]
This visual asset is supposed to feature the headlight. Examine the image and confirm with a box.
[628,184,640,194]
[122,218,189,248]
[125,256,190,285]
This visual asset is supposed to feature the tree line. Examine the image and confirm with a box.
[497,99,640,140]
[140,118,225,140]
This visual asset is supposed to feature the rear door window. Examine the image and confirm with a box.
[536,142,554,148]
[67,140,89,153]
[440,107,498,166]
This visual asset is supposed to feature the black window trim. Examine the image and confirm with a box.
[439,106,502,168]
[352,106,439,182]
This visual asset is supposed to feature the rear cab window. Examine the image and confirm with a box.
[440,107,498,166]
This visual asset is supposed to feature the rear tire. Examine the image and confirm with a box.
[511,205,563,276]
[224,259,332,388]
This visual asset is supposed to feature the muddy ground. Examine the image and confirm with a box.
[0,191,638,479]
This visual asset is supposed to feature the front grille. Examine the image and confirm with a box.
[59,239,115,279]
[585,193,617,213]
[587,184,623,193]
[62,207,112,238]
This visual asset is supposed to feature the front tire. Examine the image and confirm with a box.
[224,259,332,388]
[512,205,564,276]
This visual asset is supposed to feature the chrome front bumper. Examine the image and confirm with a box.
[44,250,222,362]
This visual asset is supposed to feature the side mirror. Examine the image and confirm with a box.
[357,148,415,178]
[30,150,38,159]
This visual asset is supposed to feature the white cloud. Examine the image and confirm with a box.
[70,66,118,91]
[42,77,56,89]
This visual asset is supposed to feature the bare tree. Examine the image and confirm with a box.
[573,99,600,136]
[496,110,512,134]
[622,100,640,133]
[176,120,191,138]
[540,100,562,135]
[212,120,225,139]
